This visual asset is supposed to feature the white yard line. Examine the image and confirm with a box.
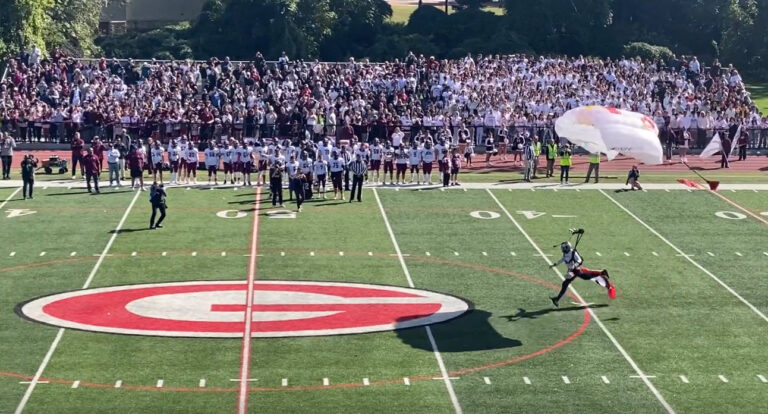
[523,376,531,385]
[373,189,462,414]
[757,374,767,383]
[709,191,768,227]
[718,375,728,383]
[599,189,768,325]
[0,187,21,210]
[237,187,262,414]
[483,377,491,385]
[486,189,675,414]
[602,375,610,384]
[680,375,689,384]
[15,190,141,414]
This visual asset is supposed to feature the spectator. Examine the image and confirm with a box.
[1,133,17,179]
[106,143,121,187]
[149,182,167,229]
[626,165,642,191]
[71,132,85,180]
[83,148,101,194]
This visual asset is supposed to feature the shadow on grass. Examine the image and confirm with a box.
[500,304,608,322]
[45,190,133,197]
[396,309,522,352]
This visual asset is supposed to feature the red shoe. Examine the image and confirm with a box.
[608,285,617,299]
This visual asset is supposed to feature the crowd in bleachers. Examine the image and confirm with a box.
[0,48,766,149]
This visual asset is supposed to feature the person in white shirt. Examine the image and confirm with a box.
[395,146,408,185]
[313,156,328,199]
[369,139,383,184]
[285,155,300,201]
[234,141,247,185]
[168,140,182,185]
[151,141,166,184]
[220,143,234,185]
[204,142,220,185]
[408,141,422,184]
[106,143,121,187]
[243,143,255,186]
[184,142,199,184]
[382,141,395,185]
[391,127,404,149]
[299,151,314,198]
[420,140,437,185]
[328,151,346,200]
[256,142,268,187]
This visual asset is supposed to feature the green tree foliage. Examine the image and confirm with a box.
[622,42,674,61]
[0,0,55,56]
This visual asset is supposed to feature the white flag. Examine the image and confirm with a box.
[729,125,742,158]
[700,133,722,158]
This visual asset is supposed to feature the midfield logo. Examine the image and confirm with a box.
[17,281,470,338]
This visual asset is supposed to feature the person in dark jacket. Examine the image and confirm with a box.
[20,154,38,200]
[149,182,167,229]
[737,130,748,161]
[83,148,101,194]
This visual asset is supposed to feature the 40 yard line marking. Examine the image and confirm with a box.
[373,189,462,414]
[237,187,262,414]
[487,189,675,414]
[15,190,141,414]
[599,189,768,325]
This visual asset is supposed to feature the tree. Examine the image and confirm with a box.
[0,0,55,56]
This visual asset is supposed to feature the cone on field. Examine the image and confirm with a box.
[608,285,617,299]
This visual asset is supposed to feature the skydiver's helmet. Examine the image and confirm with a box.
[561,242,572,255]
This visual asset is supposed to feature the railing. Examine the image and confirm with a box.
[3,120,768,150]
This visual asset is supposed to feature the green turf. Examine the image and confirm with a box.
[2,186,768,413]
[747,82,768,115]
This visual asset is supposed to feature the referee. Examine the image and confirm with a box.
[348,154,367,203]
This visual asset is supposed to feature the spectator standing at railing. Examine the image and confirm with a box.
[1,133,17,179]
[679,129,691,164]
[70,132,85,180]
[106,143,121,187]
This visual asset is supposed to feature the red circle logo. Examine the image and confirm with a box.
[17,281,471,338]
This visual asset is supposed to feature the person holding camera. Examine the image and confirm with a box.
[20,154,38,200]
[149,182,167,229]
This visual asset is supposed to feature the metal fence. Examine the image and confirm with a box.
[3,120,768,150]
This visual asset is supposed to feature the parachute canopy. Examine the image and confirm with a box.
[555,106,663,165]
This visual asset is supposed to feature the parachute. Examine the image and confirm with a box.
[555,106,663,165]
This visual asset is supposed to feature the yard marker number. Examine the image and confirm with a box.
[715,211,746,220]
[469,211,500,220]
[517,210,546,220]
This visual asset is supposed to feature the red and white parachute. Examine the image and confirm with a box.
[555,106,663,165]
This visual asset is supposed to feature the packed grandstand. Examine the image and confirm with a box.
[1,50,766,149]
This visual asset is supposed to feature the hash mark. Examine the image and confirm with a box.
[71,380,80,389]
[282,378,288,387]
[131,252,137,257]
[403,377,410,385]
[310,251,315,256]
[440,188,445,192]
[70,252,77,257]
[707,252,715,256]
[192,252,197,256]
[718,375,728,383]
[280,251,285,256]
[665,189,670,192]
[339,251,344,256]
[482,252,488,256]
[162,252,167,256]
[114,380,122,388]
[156,379,164,388]
[454,251,460,256]
[322,378,329,386]
[363,378,370,386]
[680,375,689,384]
[624,252,630,256]
[764,252,768,257]
[463,188,468,192]
[483,377,491,385]
[523,376,531,384]
[758,375,767,383]
[510,252,516,256]
[595,252,602,256]
[221,251,227,257]
[562,376,570,384]
[425,252,431,256]
[601,376,610,384]
[39,252,46,257]
[9,252,15,257]
[735,252,743,256]
[368,252,373,256]
[199,379,206,388]
[652,251,658,256]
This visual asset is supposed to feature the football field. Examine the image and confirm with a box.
[1,183,768,413]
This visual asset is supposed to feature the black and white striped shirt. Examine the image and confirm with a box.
[349,160,367,176]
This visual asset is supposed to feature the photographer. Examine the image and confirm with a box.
[559,144,572,185]
[149,182,167,229]
[20,154,38,200]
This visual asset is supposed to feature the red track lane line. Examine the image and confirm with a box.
[237,187,261,414]
[709,190,768,228]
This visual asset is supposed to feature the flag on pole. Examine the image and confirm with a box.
[729,125,742,158]
[700,133,722,158]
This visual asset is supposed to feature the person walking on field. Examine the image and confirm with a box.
[83,148,101,194]
[20,154,38,200]
[149,182,167,229]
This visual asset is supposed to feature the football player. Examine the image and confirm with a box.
[395,145,408,185]
[329,151,346,201]
[420,139,436,185]
[184,142,199,184]
[382,141,395,185]
[221,141,234,184]
[313,154,328,199]
[151,141,165,184]
[204,142,220,185]
[408,140,422,184]
[369,138,383,184]
[168,139,182,185]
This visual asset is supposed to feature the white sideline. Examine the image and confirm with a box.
[15,190,141,414]
[599,189,768,324]
[486,189,675,414]
[373,189,462,414]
